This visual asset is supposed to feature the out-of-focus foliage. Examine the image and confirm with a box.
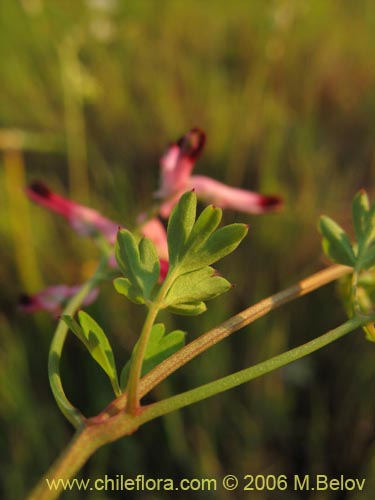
[1,1,375,499]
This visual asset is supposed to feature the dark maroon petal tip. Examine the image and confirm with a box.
[18,294,33,305]
[259,195,283,208]
[177,128,206,160]
[28,181,52,199]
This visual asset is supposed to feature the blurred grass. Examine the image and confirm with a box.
[1,0,375,499]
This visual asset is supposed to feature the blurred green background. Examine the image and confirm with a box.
[1,0,375,498]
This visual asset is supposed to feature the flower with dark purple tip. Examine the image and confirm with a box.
[156,127,206,201]
[188,175,283,214]
[156,128,283,217]
[26,181,119,244]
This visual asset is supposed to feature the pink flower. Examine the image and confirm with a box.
[156,127,206,200]
[188,176,282,214]
[139,217,169,261]
[138,216,169,280]
[26,181,119,244]
[26,181,170,283]
[19,285,99,316]
[156,128,283,217]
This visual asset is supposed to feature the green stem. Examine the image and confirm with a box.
[48,257,108,428]
[27,413,139,500]
[139,313,375,422]
[125,303,159,414]
[125,270,177,414]
[29,282,374,500]
[107,264,352,414]
[27,429,97,500]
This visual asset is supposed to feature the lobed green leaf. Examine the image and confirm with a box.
[319,216,355,266]
[113,277,145,304]
[183,204,222,256]
[181,223,248,273]
[115,229,160,303]
[164,266,231,306]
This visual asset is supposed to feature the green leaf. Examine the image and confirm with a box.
[352,190,370,245]
[363,323,375,343]
[167,195,244,274]
[61,314,84,340]
[319,216,355,266]
[113,277,145,304]
[115,229,160,302]
[62,311,121,396]
[167,301,207,315]
[163,192,248,315]
[367,201,375,244]
[361,245,375,270]
[116,229,140,281]
[167,191,197,266]
[138,237,160,298]
[338,265,375,343]
[183,204,222,255]
[354,284,375,342]
[182,223,249,273]
[120,323,186,389]
[164,266,231,306]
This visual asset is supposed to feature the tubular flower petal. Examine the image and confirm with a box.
[156,127,206,199]
[139,217,169,261]
[188,175,283,214]
[19,285,99,316]
[26,181,119,244]
[26,183,171,284]
[156,128,283,217]
[137,216,169,281]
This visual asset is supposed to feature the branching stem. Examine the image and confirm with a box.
[107,263,352,414]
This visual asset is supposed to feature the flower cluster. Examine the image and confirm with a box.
[21,128,283,315]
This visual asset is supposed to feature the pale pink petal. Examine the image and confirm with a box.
[156,128,206,199]
[108,253,118,268]
[19,285,99,316]
[140,217,169,260]
[189,175,283,214]
[26,181,119,243]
